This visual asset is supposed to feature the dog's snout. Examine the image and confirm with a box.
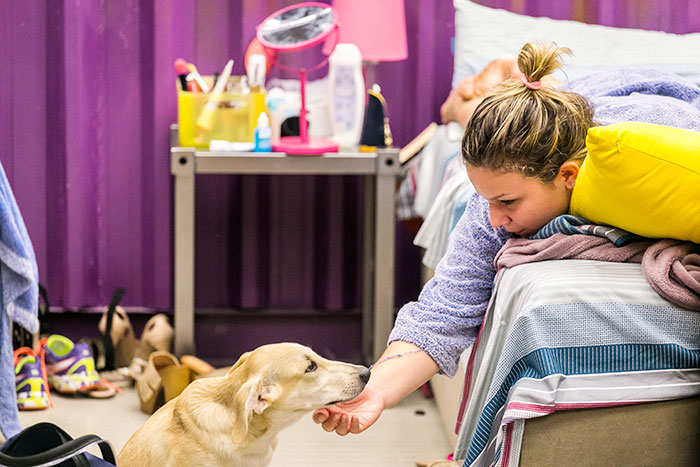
[359,367,371,384]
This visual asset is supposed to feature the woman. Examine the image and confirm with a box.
[313,42,700,436]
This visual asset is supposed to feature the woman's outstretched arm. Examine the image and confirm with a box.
[312,341,439,435]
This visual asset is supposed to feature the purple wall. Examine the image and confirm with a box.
[0,0,697,323]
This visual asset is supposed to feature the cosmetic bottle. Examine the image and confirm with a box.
[265,87,286,143]
[328,43,365,150]
[247,54,267,142]
[254,112,272,152]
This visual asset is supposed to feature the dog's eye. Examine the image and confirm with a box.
[305,361,317,373]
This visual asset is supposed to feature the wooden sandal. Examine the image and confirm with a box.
[181,355,230,379]
[160,365,192,403]
[134,351,182,414]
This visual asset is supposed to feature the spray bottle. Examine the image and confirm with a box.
[328,43,365,150]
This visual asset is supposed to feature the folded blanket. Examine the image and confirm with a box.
[643,240,700,310]
[0,163,39,439]
[497,219,700,311]
[495,233,651,269]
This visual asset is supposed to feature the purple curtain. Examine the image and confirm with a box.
[0,1,696,312]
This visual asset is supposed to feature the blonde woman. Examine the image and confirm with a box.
[314,42,700,436]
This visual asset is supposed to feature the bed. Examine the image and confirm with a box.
[401,1,700,465]
[453,260,700,466]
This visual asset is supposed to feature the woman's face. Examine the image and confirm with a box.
[466,163,579,237]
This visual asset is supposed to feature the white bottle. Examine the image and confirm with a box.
[265,87,286,143]
[254,112,271,152]
[246,54,267,92]
[328,43,365,150]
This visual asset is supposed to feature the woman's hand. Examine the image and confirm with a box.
[313,342,439,436]
[312,383,386,435]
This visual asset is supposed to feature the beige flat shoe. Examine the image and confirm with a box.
[139,314,174,357]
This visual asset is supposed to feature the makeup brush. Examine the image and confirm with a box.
[185,62,210,94]
[174,58,190,92]
[195,59,234,139]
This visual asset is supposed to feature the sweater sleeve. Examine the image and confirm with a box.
[388,193,511,377]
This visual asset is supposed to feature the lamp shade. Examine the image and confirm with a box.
[323,0,408,61]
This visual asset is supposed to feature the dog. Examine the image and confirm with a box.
[118,342,370,467]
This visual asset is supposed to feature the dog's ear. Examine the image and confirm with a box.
[231,376,281,444]
[227,351,251,377]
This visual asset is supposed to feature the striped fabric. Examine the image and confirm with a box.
[530,214,646,246]
[495,368,700,466]
[453,260,700,465]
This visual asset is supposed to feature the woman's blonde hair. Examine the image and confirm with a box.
[461,42,596,182]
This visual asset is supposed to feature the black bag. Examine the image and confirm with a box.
[359,86,393,149]
[0,422,116,467]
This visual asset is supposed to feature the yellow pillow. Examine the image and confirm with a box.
[569,122,700,243]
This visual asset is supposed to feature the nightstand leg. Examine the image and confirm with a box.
[362,176,376,365]
[374,171,396,361]
[172,150,195,356]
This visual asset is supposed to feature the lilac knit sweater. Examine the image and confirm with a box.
[388,68,700,377]
[389,193,511,377]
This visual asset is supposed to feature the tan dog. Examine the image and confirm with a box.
[118,343,370,467]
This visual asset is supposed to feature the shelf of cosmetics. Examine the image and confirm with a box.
[177,73,270,150]
[178,81,390,154]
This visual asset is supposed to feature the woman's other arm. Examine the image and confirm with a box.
[440,58,560,125]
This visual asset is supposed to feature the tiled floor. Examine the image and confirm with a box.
[16,386,454,466]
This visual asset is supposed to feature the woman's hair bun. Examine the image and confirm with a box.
[518,42,571,83]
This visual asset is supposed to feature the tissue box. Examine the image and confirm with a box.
[177,91,265,148]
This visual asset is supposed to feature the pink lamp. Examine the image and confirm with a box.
[322,0,408,63]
